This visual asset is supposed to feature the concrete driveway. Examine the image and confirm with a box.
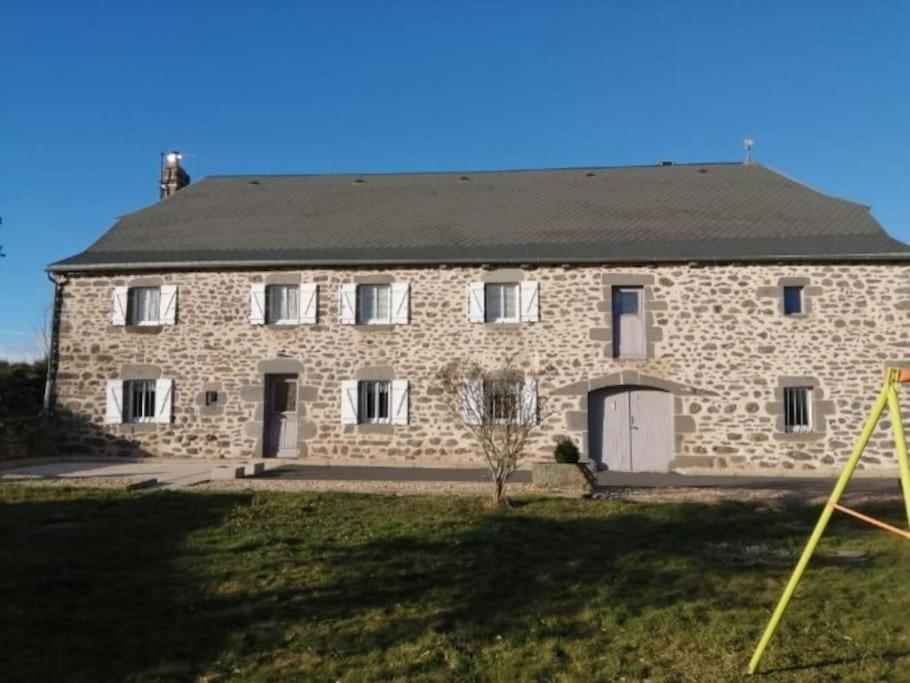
[0,459,219,488]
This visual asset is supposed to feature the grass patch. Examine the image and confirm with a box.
[0,485,908,681]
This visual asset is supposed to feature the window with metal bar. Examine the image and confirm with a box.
[125,380,156,423]
[483,380,520,422]
[783,387,812,433]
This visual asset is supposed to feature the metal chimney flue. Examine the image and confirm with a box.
[743,138,755,165]
[159,151,190,199]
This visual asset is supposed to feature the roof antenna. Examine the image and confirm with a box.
[743,138,755,165]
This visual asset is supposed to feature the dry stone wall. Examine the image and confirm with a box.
[53,263,910,472]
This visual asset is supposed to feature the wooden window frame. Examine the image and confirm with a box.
[124,379,156,424]
[266,285,299,325]
[782,286,805,316]
[127,287,161,326]
[358,380,391,424]
[357,284,392,325]
[484,282,520,324]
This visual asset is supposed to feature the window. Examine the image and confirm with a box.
[266,285,299,324]
[783,387,812,433]
[357,284,391,324]
[204,391,219,407]
[484,380,520,421]
[783,286,804,316]
[612,287,645,358]
[358,380,390,423]
[125,380,156,423]
[128,287,161,326]
[484,283,519,323]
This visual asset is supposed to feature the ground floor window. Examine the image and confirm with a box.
[359,380,390,423]
[484,380,520,422]
[783,387,812,433]
[125,380,156,423]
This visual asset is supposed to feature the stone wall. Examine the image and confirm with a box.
[52,263,910,472]
[0,416,56,461]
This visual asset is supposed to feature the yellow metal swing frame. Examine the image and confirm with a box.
[749,367,910,674]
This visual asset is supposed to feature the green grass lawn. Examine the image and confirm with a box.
[0,485,908,682]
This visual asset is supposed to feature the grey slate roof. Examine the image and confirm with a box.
[50,162,910,272]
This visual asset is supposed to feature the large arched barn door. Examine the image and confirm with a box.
[588,386,673,472]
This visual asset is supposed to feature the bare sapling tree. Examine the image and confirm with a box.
[439,355,551,508]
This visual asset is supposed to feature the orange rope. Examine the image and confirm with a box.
[830,503,910,541]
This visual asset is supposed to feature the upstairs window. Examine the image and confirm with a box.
[484,283,520,323]
[359,380,390,423]
[783,286,804,316]
[128,287,161,326]
[125,380,156,423]
[783,387,812,433]
[266,285,299,324]
[113,285,176,326]
[357,284,392,324]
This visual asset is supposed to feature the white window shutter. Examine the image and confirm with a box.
[111,287,128,326]
[104,380,124,424]
[159,285,178,325]
[339,284,357,324]
[340,380,359,424]
[249,283,266,325]
[521,378,538,425]
[155,378,174,424]
[391,379,409,425]
[520,281,540,323]
[462,379,483,425]
[390,282,410,324]
[299,283,318,324]
[467,282,485,323]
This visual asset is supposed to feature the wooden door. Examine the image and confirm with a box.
[265,374,298,458]
[589,386,672,472]
[629,388,673,472]
[612,287,645,358]
[589,387,632,471]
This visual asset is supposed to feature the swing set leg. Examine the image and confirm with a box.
[886,384,910,527]
[747,383,891,675]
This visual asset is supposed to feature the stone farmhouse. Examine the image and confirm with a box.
[45,155,910,473]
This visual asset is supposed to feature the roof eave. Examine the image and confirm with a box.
[47,252,910,274]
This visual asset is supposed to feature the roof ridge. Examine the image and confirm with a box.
[202,161,744,179]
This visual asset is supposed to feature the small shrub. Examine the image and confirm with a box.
[553,438,580,464]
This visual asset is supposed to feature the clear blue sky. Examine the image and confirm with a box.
[2,1,908,360]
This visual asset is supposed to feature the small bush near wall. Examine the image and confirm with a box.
[554,438,581,464]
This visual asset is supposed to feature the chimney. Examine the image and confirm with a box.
[159,151,190,199]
